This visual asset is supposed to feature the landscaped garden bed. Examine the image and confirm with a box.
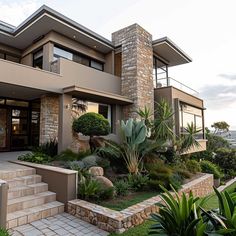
[16,100,236,235]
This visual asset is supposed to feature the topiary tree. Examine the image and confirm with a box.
[72,112,110,151]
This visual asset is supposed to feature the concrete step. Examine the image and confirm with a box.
[8,183,48,200]
[0,163,36,180]
[7,191,56,213]
[7,175,42,189]
[7,201,65,229]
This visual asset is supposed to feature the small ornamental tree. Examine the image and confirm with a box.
[72,112,110,151]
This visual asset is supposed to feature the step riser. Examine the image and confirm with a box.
[0,169,36,180]
[8,193,56,213]
[8,175,42,189]
[8,184,48,200]
[7,204,64,229]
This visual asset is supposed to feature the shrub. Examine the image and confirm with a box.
[169,173,183,191]
[67,160,85,170]
[174,168,192,179]
[57,149,91,161]
[186,159,201,174]
[18,152,51,164]
[0,228,9,236]
[214,148,236,177]
[99,187,115,200]
[114,179,130,196]
[73,112,110,151]
[33,139,58,157]
[82,155,99,168]
[127,174,149,191]
[77,178,101,200]
[200,160,222,179]
[96,157,110,170]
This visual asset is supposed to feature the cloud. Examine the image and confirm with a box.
[200,84,236,109]
[218,73,236,81]
[0,0,38,26]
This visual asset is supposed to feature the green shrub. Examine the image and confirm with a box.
[73,112,110,151]
[96,158,110,170]
[18,152,51,164]
[99,187,115,200]
[114,179,130,196]
[57,149,91,161]
[67,161,85,170]
[174,168,192,179]
[0,228,9,236]
[200,160,222,179]
[82,155,99,168]
[127,174,149,191]
[78,178,101,200]
[214,148,236,177]
[33,139,58,157]
[186,159,201,174]
[169,173,183,191]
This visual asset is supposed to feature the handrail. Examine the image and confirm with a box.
[155,77,199,96]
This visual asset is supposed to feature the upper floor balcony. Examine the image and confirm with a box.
[155,77,199,97]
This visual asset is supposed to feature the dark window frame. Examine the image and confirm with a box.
[33,48,43,69]
[53,44,104,71]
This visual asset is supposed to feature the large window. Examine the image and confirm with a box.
[180,103,204,139]
[0,50,20,63]
[153,56,168,88]
[53,45,104,71]
[72,99,111,124]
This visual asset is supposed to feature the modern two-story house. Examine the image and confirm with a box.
[0,5,206,153]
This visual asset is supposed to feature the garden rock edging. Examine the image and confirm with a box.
[68,173,214,233]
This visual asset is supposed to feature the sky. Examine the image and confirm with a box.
[0,0,236,129]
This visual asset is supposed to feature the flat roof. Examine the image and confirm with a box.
[153,37,192,67]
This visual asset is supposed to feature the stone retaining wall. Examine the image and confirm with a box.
[68,173,213,233]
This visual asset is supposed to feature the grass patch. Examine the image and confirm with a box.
[202,181,236,210]
[100,191,159,211]
[109,181,236,236]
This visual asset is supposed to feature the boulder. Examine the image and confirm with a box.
[89,166,104,176]
[94,176,114,189]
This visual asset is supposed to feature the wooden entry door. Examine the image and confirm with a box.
[0,108,9,151]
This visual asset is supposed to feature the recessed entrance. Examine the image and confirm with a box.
[0,98,40,151]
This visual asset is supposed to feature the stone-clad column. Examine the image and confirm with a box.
[40,94,59,144]
[112,24,154,119]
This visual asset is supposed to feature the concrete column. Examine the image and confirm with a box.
[40,95,59,144]
[58,94,73,153]
[112,24,154,119]
[43,42,54,71]
[0,180,8,229]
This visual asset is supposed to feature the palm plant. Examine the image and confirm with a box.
[153,100,175,142]
[136,105,153,129]
[149,185,209,236]
[180,122,201,153]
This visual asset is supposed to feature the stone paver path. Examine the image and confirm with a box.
[10,213,109,236]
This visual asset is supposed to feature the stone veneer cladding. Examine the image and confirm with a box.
[40,95,59,144]
[112,24,154,119]
[68,173,214,233]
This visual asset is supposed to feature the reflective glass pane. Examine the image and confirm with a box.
[11,136,28,148]
[12,118,28,135]
[0,109,7,148]
[6,100,29,107]
[12,109,28,117]
[90,60,103,71]
[54,47,73,60]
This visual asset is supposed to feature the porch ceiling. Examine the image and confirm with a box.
[0,82,50,100]
[63,86,133,105]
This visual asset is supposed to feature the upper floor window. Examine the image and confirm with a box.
[153,56,168,88]
[0,51,20,63]
[33,49,43,69]
[53,45,104,71]
[179,103,204,139]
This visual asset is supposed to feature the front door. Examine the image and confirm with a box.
[0,108,9,151]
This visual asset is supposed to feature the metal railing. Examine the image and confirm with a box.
[155,77,199,96]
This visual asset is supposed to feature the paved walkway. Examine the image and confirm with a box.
[0,151,29,162]
[10,213,109,236]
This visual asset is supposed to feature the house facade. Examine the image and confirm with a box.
[0,5,206,153]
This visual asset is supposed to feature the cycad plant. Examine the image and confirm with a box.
[149,185,209,236]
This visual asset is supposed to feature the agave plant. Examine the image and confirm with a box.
[136,105,153,129]
[98,119,161,174]
[149,185,210,236]
[200,187,236,235]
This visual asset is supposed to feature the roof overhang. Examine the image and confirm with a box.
[0,5,114,53]
[63,86,133,105]
[153,37,192,67]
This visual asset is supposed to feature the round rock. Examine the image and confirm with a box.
[89,166,104,176]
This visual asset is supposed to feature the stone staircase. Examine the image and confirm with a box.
[0,163,64,229]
